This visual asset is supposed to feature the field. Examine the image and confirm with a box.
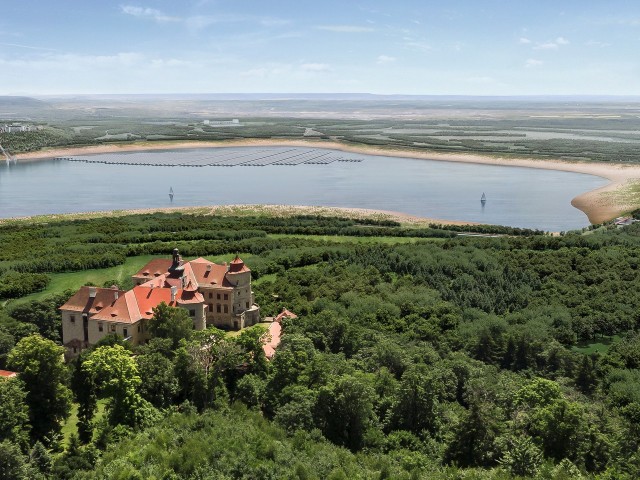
[573,335,622,354]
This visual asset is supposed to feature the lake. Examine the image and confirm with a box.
[0,146,608,231]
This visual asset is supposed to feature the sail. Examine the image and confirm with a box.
[481,192,486,203]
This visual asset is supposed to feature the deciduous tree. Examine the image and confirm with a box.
[7,334,71,446]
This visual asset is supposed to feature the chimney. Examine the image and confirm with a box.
[89,287,97,298]
[206,264,212,272]
[171,286,178,303]
[114,291,119,301]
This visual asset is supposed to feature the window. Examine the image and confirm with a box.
[123,328,128,338]
[216,304,221,313]
[73,347,77,353]
[208,292,212,299]
[98,323,103,332]
[217,293,221,300]
[208,304,213,312]
[137,325,141,333]
[246,302,250,309]
[189,309,195,317]
[223,305,228,314]
[223,293,228,300]
[110,324,116,332]
[70,315,76,323]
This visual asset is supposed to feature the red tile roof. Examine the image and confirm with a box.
[228,255,250,273]
[262,321,282,360]
[59,286,125,314]
[134,255,249,290]
[0,370,18,379]
[189,260,234,288]
[132,259,173,280]
[91,285,203,323]
[275,308,297,323]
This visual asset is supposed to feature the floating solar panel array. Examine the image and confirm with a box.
[56,148,363,167]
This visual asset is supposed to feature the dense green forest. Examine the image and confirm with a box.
[1,212,640,478]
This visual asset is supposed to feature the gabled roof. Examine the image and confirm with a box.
[59,286,125,315]
[134,253,249,290]
[132,259,173,280]
[262,322,282,360]
[90,285,203,324]
[0,370,18,379]
[189,259,235,288]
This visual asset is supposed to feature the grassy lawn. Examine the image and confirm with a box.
[573,335,621,354]
[9,255,158,305]
[254,273,278,286]
[225,321,270,338]
[61,399,108,448]
[267,234,444,244]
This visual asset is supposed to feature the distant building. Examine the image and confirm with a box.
[60,249,260,358]
[0,124,34,133]
[614,216,635,227]
[203,119,242,127]
[0,370,18,380]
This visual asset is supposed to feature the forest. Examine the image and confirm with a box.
[1,211,640,479]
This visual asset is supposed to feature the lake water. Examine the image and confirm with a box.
[0,147,607,231]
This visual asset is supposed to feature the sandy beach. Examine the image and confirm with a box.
[0,204,476,228]
[15,139,640,224]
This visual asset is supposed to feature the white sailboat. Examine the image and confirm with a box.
[169,187,174,201]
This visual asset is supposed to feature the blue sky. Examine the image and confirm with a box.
[1,1,639,95]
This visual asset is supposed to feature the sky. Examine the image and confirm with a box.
[0,0,639,96]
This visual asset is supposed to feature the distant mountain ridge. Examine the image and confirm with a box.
[31,93,640,102]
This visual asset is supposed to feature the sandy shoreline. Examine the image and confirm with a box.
[0,204,476,228]
[15,139,640,224]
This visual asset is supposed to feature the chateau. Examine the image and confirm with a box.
[60,249,260,358]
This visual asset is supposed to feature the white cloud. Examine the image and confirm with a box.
[519,37,531,44]
[316,25,374,33]
[121,6,288,31]
[525,58,544,68]
[534,42,558,50]
[120,5,179,23]
[533,37,569,50]
[376,55,396,64]
[300,63,330,72]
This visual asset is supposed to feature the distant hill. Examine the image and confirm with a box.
[0,96,52,120]
[35,93,640,102]
[0,96,49,107]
